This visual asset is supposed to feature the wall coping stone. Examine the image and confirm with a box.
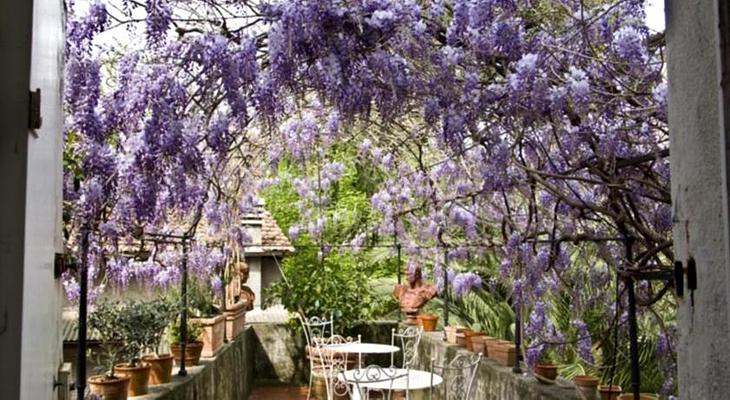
[132,327,254,400]
[416,332,581,400]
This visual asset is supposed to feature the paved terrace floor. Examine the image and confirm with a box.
[249,385,308,399]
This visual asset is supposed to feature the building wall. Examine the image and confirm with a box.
[667,0,730,398]
[247,257,263,308]
[0,0,34,397]
[21,0,66,399]
[261,257,283,306]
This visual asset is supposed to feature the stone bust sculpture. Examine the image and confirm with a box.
[393,265,437,325]
[239,262,255,311]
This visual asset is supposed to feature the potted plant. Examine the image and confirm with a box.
[616,394,658,400]
[139,297,178,384]
[444,325,466,344]
[574,375,600,400]
[169,319,204,366]
[598,384,622,400]
[491,341,517,367]
[464,327,486,352]
[114,299,153,397]
[187,280,225,357]
[88,300,131,400]
[417,314,439,332]
[533,349,559,384]
[223,299,248,341]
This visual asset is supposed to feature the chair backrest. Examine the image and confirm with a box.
[297,313,335,348]
[391,326,423,367]
[345,365,409,400]
[313,335,360,399]
[429,353,481,400]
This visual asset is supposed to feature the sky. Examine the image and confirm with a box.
[646,0,666,32]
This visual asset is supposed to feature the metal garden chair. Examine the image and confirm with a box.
[428,353,482,400]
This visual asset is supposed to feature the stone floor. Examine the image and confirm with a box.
[249,385,309,399]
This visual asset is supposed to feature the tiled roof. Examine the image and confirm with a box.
[261,211,295,254]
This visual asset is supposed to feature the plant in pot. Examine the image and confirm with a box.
[597,383,623,400]
[139,297,178,385]
[114,299,155,397]
[574,374,600,400]
[88,300,131,400]
[417,314,439,332]
[464,325,486,352]
[187,279,225,357]
[169,319,204,367]
[533,349,559,384]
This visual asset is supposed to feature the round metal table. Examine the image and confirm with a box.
[325,342,400,354]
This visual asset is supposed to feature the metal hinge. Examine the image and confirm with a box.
[28,88,42,136]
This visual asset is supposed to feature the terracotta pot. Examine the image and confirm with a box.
[444,326,466,344]
[455,333,467,347]
[598,385,623,400]
[223,301,247,340]
[483,336,499,358]
[419,315,438,332]
[534,363,559,382]
[142,354,173,384]
[88,375,130,400]
[464,331,485,352]
[114,363,151,397]
[616,395,658,400]
[190,314,225,357]
[574,375,600,400]
[492,344,516,367]
[471,335,487,355]
[171,341,204,366]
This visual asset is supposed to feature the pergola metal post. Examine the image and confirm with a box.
[442,247,449,341]
[76,227,90,400]
[178,235,190,376]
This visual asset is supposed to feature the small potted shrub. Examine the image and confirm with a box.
[616,394,658,400]
[88,300,131,400]
[492,340,517,367]
[417,314,439,332]
[139,297,178,384]
[598,384,622,400]
[533,349,559,384]
[169,320,204,366]
[114,300,154,397]
[187,281,225,357]
[464,327,486,352]
[574,374,600,400]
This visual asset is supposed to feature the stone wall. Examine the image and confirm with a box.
[139,327,254,400]
[411,332,580,400]
[250,320,399,386]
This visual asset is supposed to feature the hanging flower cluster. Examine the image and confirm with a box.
[63,0,673,392]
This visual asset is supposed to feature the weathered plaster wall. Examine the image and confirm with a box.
[250,320,399,385]
[141,327,255,400]
[666,0,730,398]
[411,333,580,400]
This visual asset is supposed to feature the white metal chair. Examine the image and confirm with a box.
[343,365,410,400]
[312,334,361,400]
[391,326,423,368]
[428,353,482,400]
[297,313,335,400]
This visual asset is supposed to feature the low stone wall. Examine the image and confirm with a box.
[136,327,254,400]
[250,320,400,386]
[412,332,580,400]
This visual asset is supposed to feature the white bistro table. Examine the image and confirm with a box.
[325,342,400,355]
[340,368,443,391]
